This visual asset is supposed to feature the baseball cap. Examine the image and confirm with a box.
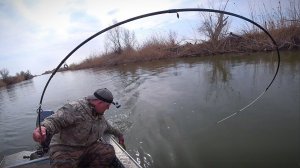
[87,88,121,108]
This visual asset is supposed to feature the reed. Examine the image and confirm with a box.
[0,69,34,88]
[46,0,300,73]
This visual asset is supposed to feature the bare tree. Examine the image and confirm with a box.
[106,21,123,54]
[198,0,230,51]
[0,68,9,80]
[287,0,300,24]
[167,30,178,46]
[104,41,110,55]
[122,29,137,50]
[106,21,137,54]
[200,13,229,42]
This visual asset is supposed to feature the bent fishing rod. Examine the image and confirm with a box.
[37,8,280,133]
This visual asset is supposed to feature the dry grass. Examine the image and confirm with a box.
[68,23,299,72]
[0,70,34,88]
[57,1,300,73]
[0,80,6,87]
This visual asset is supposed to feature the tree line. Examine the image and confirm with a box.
[0,68,34,87]
[65,0,299,71]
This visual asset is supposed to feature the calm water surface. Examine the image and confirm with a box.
[0,51,299,168]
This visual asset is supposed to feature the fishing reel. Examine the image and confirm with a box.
[112,101,121,108]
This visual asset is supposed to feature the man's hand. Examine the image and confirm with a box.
[118,135,125,145]
[33,126,47,143]
[118,135,126,150]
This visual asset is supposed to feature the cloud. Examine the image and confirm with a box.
[0,0,191,75]
[1,0,286,75]
[107,9,119,16]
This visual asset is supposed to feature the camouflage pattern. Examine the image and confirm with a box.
[42,98,122,148]
[50,141,115,168]
[42,98,122,167]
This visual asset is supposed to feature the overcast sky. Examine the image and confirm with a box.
[0,0,287,75]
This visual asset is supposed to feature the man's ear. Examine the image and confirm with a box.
[89,99,98,106]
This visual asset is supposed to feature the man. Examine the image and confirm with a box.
[33,88,124,168]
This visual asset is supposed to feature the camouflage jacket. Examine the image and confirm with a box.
[42,98,122,148]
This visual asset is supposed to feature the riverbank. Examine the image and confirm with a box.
[0,70,34,88]
[1,53,299,167]
[61,18,299,71]
[44,44,300,76]
[66,37,298,72]
[41,1,300,74]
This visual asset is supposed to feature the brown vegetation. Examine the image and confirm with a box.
[65,0,299,72]
[39,0,299,74]
[4,1,299,87]
[0,69,34,88]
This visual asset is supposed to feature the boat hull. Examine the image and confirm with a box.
[0,135,140,168]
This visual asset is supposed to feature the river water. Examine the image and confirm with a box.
[0,51,299,168]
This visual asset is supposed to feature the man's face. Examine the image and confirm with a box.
[93,100,111,114]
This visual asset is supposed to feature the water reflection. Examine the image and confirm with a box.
[0,90,3,113]
[5,85,17,102]
[118,52,299,168]
[0,51,299,167]
[209,57,231,83]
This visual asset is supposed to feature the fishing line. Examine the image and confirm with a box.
[37,8,280,133]
[217,91,266,123]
